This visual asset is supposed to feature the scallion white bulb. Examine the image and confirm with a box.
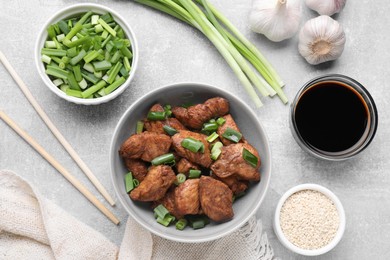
[306,0,347,16]
[298,15,346,65]
[249,0,302,42]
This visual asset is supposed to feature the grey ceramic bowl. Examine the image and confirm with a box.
[109,82,271,243]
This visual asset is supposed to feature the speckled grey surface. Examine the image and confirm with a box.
[0,0,389,259]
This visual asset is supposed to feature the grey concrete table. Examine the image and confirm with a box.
[1,0,389,259]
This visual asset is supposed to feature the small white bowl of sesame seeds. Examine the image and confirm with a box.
[273,184,346,256]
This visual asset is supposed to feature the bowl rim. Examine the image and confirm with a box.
[34,3,139,105]
[109,82,272,243]
[273,183,346,256]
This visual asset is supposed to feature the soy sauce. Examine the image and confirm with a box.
[295,81,369,153]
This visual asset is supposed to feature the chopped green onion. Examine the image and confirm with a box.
[176,218,188,230]
[91,15,99,25]
[41,48,66,57]
[52,78,63,87]
[222,128,242,143]
[65,88,83,98]
[93,60,112,71]
[45,65,69,79]
[154,204,170,219]
[181,138,204,153]
[164,104,172,117]
[104,76,126,95]
[45,41,56,48]
[70,49,87,65]
[98,18,117,36]
[175,173,187,185]
[206,132,219,142]
[201,122,219,134]
[216,117,226,125]
[163,125,178,136]
[147,111,166,121]
[72,65,82,81]
[189,169,201,179]
[211,141,223,160]
[67,72,80,90]
[133,178,140,188]
[107,62,122,84]
[151,153,175,166]
[41,54,51,64]
[81,80,106,98]
[157,215,175,227]
[242,148,258,168]
[83,62,95,73]
[57,20,70,34]
[136,121,144,134]
[125,172,135,193]
[78,78,88,89]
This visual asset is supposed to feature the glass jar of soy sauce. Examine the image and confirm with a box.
[290,74,378,160]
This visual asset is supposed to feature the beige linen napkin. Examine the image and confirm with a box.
[0,170,275,260]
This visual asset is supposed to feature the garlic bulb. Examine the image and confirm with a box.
[249,0,302,42]
[306,0,347,16]
[298,15,346,65]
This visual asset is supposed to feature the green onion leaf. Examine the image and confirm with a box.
[175,173,186,185]
[136,121,144,134]
[201,122,219,135]
[163,125,178,136]
[206,132,219,143]
[189,169,201,179]
[211,141,223,160]
[176,218,188,230]
[181,138,204,153]
[154,204,170,219]
[216,117,226,125]
[125,172,134,193]
[242,148,258,168]
[147,111,166,121]
[222,128,242,143]
[151,153,175,166]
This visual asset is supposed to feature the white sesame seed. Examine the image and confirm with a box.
[280,189,340,250]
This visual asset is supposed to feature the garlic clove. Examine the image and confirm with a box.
[249,0,302,42]
[305,0,347,16]
[298,15,346,65]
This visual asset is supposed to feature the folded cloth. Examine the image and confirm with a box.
[0,170,275,260]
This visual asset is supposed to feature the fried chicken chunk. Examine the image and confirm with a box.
[172,97,229,129]
[211,143,261,181]
[154,188,183,219]
[212,175,249,195]
[217,114,244,146]
[123,158,148,182]
[172,130,212,168]
[176,158,199,175]
[119,131,171,162]
[175,179,200,216]
[130,165,176,201]
[144,104,187,134]
[199,176,233,222]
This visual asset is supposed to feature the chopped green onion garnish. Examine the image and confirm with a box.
[133,178,140,188]
[206,132,219,142]
[189,169,201,179]
[222,128,242,143]
[136,121,144,134]
[151,153,175,166]
[41,11,133,99]
[176,218,188,230]
[242,148,258,168]
[125,172,134,193]
[157,215,175,227]
[181,138,205,153]
[154,204,170,219]
[201,122,219,134]
[216,117,226,125]
[147,111,166,121]
[211,141,223,160]
[175,173,186,185]
[163,125,178,136]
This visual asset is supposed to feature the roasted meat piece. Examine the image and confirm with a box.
[130,165,176,201]
[211,143,261,181]
[119,131,171,162]
[172,130,212,168]
[212,175,249,195]
[154,187,183,219]
[217,114,244,146]
[144,104,187,135]
[176,158,199,175]
[172,97,229,129]
[175,179,200,216]
[199,176,233,222]
[123,158,148,182]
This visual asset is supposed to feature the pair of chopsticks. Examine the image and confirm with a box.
[0,51,120,225]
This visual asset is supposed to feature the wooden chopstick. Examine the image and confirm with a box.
[0,51,115,206]
[0,110,120,225]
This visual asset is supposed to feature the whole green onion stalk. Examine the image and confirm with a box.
[134,0,288,107]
